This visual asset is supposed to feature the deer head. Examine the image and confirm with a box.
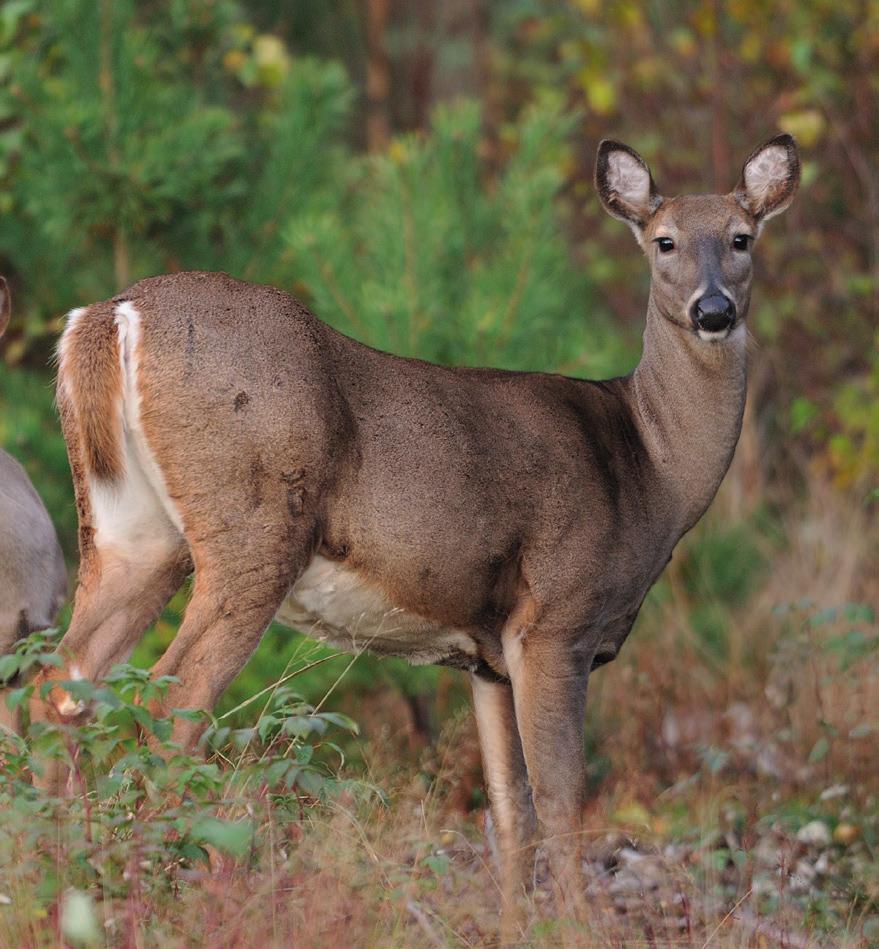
[595,135,799,341]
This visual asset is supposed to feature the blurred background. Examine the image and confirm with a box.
[0,0,877,937]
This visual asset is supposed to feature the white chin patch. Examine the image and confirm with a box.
[696,327,732,342]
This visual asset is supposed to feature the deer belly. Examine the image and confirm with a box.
[275,555,480,667]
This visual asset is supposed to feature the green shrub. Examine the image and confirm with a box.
[0,631,365,923]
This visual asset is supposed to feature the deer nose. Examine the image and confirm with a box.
[691,293,736,333]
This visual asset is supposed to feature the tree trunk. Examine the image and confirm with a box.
[365,0,391,152]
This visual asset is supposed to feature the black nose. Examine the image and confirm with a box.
[691,293,736,333]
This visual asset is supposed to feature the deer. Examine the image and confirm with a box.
[0,278,68,731]
[32,134,798,940]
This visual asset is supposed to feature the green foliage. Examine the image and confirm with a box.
[0,1,356,330]
[284,93,625,375]
[0,632,364,929]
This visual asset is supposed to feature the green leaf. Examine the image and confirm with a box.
[789,396,818,433]
[808,737,830,763]
[318,712,360,734]
[808,607,838,627]
[0,654,20,681]
[190,817,252,857]
[842,603,876,624]
[294,767,327,797]
[3,686,29,710]
[265,759,293,786]
[422,854,450,876]
[283,715,326,738]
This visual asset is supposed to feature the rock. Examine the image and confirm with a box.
[796,820,831,847]
[819,784,849,801]
[60,890,101,947]
[790,858,817,893]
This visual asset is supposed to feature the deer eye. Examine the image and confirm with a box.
[732,234,751,251]
[655,237,675,253]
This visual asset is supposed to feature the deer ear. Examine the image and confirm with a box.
[0,277,9,339]
[595,140,662,237]
[734,134,800,223]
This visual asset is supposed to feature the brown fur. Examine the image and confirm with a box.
[36,137,799,939]
[58,303,125,482]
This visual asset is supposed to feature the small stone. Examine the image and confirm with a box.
[820,784,849,801]
[60,890,101,946]
[790,858,816,893]
[618,846,644,865]
[796,820,831,847]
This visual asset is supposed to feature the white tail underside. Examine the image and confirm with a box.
[76,302,184,561]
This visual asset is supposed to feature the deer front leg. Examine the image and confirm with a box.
[471,673,536,944]
[505,622,591,936]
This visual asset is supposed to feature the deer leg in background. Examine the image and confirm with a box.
[506,620,592,935]
[471,673,537,944]
[28,542,190,791]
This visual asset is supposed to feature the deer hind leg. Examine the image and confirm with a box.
[28,472,190,795]
[471,673,537,945]
[503,607,592,940]
[147,521,312,752]
[31,380,191,731]
[30,514,190,725]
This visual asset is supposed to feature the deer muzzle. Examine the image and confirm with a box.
[691,292,736,336]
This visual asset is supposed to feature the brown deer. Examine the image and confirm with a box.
[34,135,798,938]
[0,278,67,730]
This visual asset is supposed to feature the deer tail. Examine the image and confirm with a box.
[56,302,125,483]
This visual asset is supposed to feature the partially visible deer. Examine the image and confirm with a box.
[0,278,68,729]
[35,135,798,940]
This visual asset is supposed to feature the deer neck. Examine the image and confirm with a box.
[629,293,748,531]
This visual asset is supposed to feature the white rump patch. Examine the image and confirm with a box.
[88,302,184,559]
[277,555,479,667]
